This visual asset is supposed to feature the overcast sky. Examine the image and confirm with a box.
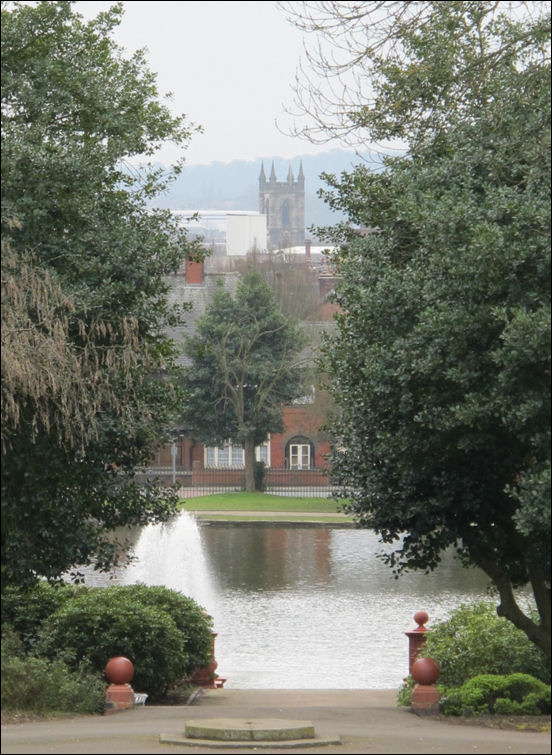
[76,1,340,166]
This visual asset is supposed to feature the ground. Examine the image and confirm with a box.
[430,712,551,733]
[3,704,550,733]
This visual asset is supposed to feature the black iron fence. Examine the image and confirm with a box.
[135,466,336,498]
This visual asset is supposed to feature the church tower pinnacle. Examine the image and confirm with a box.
[259,161,305,250]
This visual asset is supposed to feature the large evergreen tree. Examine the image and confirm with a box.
[285,2,551,654]
[1,1,203,586]
[179,269,306,491]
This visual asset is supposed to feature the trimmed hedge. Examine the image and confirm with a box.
[440,673,551,716]
[423,601,549,688]
[2,582,214,701]
[397,601,550,711]
[36,588,190,699]
[104,584,213,672]
[1,582,84,652]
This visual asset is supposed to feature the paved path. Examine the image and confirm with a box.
[2,689,550,754]
[191,511,353,523]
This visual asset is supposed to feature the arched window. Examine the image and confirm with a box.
[285,436,314,470]
[281,200,290,228]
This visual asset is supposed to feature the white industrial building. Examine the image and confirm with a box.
[172,210,267,257]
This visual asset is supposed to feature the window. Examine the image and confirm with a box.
[282,200,290,228]
[286,436,313,469]
[205,443,243,468]
[289,444,310,470]
[205,441,271,468]
[256,441,270,466]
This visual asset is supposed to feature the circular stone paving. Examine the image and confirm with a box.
[159,717,341,749]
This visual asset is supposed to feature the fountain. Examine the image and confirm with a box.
[119,511,218,614]
[83,512,498,689]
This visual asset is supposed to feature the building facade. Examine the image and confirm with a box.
[259,162,305,250]
[145,253,340,493]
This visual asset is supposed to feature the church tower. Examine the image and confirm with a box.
[259,161,305,250]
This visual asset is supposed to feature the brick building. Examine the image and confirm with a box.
[148,251,339,493]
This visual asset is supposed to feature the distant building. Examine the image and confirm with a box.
[172,210,267,258]
[259,162,305,250]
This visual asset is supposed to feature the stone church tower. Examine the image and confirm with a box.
[259,161,305,250]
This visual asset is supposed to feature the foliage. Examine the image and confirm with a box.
[1,629,105,714]
[231,251,324,321]
[397,601,549,707]
[424,602,550,689]
[2,584,213,701]
[1,655,106,715]
[1,581,84,652]
[1,1,205,587]
[309,1,550,654]
[254,461,267,492]
[103,584,214,672]
[396,674,415,708]
[440,673,551,717]
[35,588,186,699]
[179,268,306,490]
[1,239,141,453]
[278,2,550,147]
[1,624,25,658]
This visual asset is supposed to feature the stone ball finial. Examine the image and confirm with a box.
[413,610,429,629]
[411,657,440,686]
[105,656,134,685]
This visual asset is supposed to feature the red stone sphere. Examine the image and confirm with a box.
[413,610,429,628]
[105,656,134,685]
[411,657,440,686]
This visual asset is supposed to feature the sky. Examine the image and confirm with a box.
[76,1,341,166]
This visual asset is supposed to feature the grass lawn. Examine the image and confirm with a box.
[178,491,348,514]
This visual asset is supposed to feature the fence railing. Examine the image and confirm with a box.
[134,466,336,498]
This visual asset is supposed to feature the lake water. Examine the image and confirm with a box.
[82,512,495,689]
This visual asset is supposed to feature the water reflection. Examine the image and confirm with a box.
[200,525,335,591]
[81,513,496,689]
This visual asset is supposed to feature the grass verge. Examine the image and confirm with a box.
[179,492,347,513]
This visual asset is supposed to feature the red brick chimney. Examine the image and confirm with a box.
[186,260,204,284]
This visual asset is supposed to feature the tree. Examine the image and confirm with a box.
[1,1,204,587]
[230,251,324,321]
[285,2,551,655]
[179,268,306,491]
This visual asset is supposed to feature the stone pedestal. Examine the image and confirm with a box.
[191,616,227,689]
[104,656,135,715]
[105,683,135,715]
[411,657,441,715]
[404,610,429,674]
[411,683,441,714]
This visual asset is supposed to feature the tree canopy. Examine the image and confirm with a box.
[1,1,204,586]
[179,268,306,491]
[285,1,551,655]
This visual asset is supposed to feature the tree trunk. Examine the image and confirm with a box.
[244,435,256,492]
[474,552,551,659]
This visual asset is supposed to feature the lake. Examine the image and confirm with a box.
[82,511,495,689]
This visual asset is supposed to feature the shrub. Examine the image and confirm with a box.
[105,584,214,671]
[1,654,105,715]
[254,461,266,491]
[440,673,551,716]
[423,601,549,689]
[397,675,415,707]
[1,582,85,652]
[1,624,24,658]
[36,588,188,699]
[397,600,549,707]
